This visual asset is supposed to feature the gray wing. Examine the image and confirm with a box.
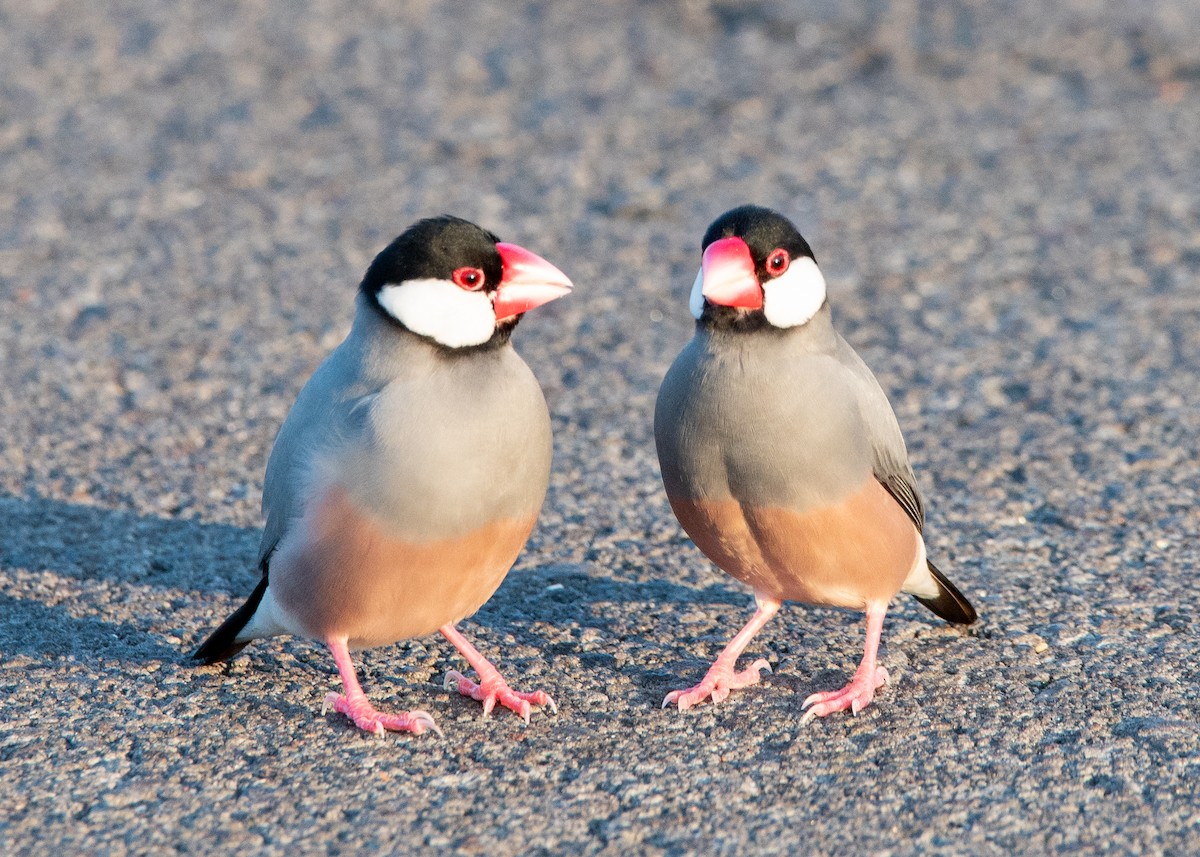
[256,340,376,569]
[831,333,978,625]
[832,333,925,532]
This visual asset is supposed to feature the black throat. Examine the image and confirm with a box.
[699,303,772,333]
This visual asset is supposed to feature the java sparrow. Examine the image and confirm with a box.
[193,215,571,736]
[655,205,976,722]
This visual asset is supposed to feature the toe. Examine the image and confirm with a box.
[731,659,770,688]
[672,689,699,711]
[801,690,832,710]
[322,692,343,716]
[408,710,442,736]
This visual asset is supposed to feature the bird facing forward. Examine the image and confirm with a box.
[193,215,572,736]
[654,205,976,722]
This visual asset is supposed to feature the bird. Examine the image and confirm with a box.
[654,204,976,723]
[192,215,572,737]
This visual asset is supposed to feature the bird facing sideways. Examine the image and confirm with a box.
[193,215,572,736]
[654,205,976,722]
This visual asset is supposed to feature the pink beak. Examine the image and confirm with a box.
[493,243,573,321]
[701,236,762,309]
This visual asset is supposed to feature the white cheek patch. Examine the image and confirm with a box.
[688,268,705,320]
[762,257,826,329]
[377,278,496,348]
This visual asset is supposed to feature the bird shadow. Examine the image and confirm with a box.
[0,593,182,663]
[475,563,761,709]
[0,493,259,593]
[482,562,748,617]
[0,493,751,690]
[1,493,940,718]
[0,493,259,667]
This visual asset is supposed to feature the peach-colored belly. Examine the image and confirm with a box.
[272,486,537,647]
[667,479,919,609]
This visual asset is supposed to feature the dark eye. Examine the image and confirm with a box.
[766,249,790,275]
[452,267,485,290]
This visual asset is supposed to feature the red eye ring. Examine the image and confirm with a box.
[766,249,790,276]
[452,267,485,291]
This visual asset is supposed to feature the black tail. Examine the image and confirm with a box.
[191,576,268,664]
[912,560,977,625]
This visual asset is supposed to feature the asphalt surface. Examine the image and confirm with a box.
[2,1,1199,854]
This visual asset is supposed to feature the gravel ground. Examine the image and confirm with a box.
[2,0,1199,854]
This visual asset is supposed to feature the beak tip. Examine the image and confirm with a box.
[493,242,573,320]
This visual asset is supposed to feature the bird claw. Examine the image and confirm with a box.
[663,657,772,710]
[443,670,468,693]
[799,665,889,724]
[321,692,339,716]
[442,669,555,723]
[322,691,442,737]
[412,711,444,737]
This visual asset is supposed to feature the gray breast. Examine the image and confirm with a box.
[261,300,552,556]
[655,326,873,511]
[338,342,552,541]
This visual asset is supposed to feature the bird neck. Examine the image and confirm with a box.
[697,301,838,352]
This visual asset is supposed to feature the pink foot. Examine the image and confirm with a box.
[662,658,772,710]
[662,596,781,711]
[322,637,440,738]
[443,670,557,724]
[322,692,441,738]
[799,665,889,724]
[439,624,556,725]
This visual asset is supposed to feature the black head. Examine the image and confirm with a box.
[701,205,816,273]
[693,205,826,332]
[361,215,504,300]
[358,215,573,351]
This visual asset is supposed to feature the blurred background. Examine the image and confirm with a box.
[2,1,1198,853]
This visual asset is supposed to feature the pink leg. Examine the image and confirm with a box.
[800,603,890,724]
[440,624,557,724]
[321,637,441,737]
[662,594,780,711]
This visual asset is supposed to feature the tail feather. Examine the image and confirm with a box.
[911,560,977,625]
[192,576,268,664]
